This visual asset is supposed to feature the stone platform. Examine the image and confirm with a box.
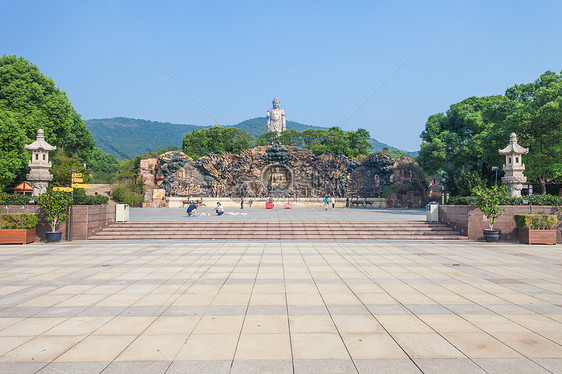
[0,239,559,373]
[166,197,388,209]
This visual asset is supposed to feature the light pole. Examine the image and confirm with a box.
[491,166,498,185]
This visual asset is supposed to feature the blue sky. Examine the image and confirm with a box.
[2,0,561,151]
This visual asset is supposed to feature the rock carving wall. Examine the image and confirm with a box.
[138,145,426,206]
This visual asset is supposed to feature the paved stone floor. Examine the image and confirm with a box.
[0,239,560,373]
[129,206,427,223]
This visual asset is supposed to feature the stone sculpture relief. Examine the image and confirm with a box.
[138,144,426,209]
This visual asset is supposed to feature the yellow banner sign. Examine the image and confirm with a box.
[73,173,82,177]
[71,184,90,189]
[72,177,83,182]
[53,187,73,192]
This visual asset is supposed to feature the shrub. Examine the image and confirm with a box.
[0,213,39,229]
[112,177,145,207]
[472,185,508,230]
[514,214,558,230]
[447,193,562,208]
[35,191,73,232]
[72,194,109,205]
[0,193,32,205]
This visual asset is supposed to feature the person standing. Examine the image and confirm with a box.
[323,196,329,211]
[345,197,350,209]
[332,196,335,209]
[240,197,244,209]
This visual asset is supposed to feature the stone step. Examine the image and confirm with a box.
[90,235,467,240]
[98,227,455,233]
[91,221,466,240]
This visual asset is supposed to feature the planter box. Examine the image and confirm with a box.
[0,228,36,244]
[518,228,557,245]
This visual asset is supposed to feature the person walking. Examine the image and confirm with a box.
[332,196,335,209]
[345,197,350,209]
[323,196,329,211]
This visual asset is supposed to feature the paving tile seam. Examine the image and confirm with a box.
[280,243,296,374]
[0,241,233,365]
[292,243,381,373]
[306,241,440,373]
[332,242,562,371]
[163,242,256,366]
[228,244,270,371]
[321,242,531,372]
[0,240,560,369]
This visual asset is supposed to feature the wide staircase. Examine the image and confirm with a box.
[90,221,467,240]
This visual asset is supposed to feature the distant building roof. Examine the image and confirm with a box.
[12,182,34,194]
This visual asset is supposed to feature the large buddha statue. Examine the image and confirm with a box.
[266,97,286,134]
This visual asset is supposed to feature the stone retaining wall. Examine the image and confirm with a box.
[1,205,114,241]
[439,205,561,242]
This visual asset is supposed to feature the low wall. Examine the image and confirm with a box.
[167,197,388,209]
[1,205,115,241]
[439,205,561,242]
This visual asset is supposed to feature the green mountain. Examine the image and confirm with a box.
[85,117,417,158]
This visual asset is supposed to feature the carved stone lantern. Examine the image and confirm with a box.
[25,129,56,195]
[499,133,528,198]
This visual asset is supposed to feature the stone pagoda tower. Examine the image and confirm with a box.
[25,129,56,195]
[499,133,529,198]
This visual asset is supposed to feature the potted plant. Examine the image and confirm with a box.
[514,214,558,245]
[0,212,39,244]
[35,190,73,242]
[472,185,508,242]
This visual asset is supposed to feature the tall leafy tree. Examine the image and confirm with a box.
[504,71,562,193]
[0,55,95,190]
[182,126,254,160]
[417,95,514,195]
[418,71,562,195]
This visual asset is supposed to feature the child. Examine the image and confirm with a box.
[215,202,224,216]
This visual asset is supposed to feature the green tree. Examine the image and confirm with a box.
[347,128,372,157]
[417,95,513,194]
[300,127,372,157]
[0,55,95,190]
[472,185,508,230]
[50,155,91,188]
[182,126,253,159]
[504,70,562,194]
[278,129,303,147]
[256,131,280,146]
[84,147,120,183]
[35,190,73,232]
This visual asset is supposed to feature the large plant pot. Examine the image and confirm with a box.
[518,228,557,245]
[0,228,36,244]
[45,232,62,243]
[483,229,502,242]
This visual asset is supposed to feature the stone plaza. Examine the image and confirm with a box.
[0,208,560,373]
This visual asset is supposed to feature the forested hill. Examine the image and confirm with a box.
[85,117,414,158]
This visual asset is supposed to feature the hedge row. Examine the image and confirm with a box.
[0,213,39,229]
[448,194,562,207]
[0,193,108,206]
[514,214,558,230]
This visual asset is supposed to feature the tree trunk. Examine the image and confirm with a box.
[539,176,547,194]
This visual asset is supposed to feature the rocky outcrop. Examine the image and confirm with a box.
[138,146,426,206]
